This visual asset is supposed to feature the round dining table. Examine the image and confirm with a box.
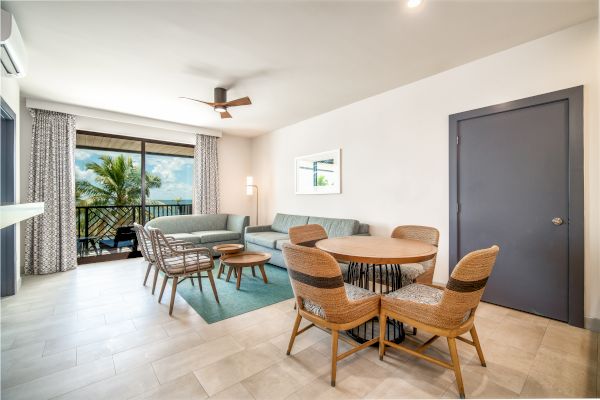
[316,236,438,343]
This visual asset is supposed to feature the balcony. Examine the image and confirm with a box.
[76,203,192,260]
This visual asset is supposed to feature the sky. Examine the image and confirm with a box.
[75,148,193,202]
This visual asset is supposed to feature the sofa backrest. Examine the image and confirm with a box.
[307,216,359,237]
[271,213,310,234]
[145,214,228,234]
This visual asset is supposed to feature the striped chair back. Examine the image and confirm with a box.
[436,245,499,328]
[133,223,153,262]
[391,225,440,273]
[282,243,357,324]
[289,224,328,247]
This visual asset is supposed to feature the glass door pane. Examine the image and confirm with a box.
[144,142,194,222]
[75,133,142,261]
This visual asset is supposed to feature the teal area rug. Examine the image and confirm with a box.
[175,261,294,324]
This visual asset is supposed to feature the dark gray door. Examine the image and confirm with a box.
[450,87,584,325]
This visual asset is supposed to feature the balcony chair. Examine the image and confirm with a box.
[133,223,194,295]
[148,227,219,315]
[282,243,380,387]
[98,226,137,252]
[378,245,500,399]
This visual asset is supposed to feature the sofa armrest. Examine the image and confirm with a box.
[245,225,272,234]
[226,215,250,240]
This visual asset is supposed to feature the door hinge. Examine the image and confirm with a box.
[456,203,461,214]
[456,136,460,145]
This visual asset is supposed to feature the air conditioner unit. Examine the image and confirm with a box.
[1,9,27,78]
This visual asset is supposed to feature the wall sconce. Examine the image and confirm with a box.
[246,176,258,225]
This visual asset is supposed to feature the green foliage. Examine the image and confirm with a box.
[316,175,329,186]
[76,154,161,206]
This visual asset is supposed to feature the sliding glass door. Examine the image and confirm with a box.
[75,131,194,263]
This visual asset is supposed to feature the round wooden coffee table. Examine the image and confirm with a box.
[221,251,272,290]
[213,244,244,279]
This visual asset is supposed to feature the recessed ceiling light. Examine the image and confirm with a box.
[407,0,422,8]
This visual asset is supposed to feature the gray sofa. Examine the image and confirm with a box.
[145,214,249,254]
[245,213,369,268]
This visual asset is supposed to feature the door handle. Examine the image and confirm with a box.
[552,217,564,226]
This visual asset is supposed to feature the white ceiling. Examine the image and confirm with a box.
[4,0,597,137]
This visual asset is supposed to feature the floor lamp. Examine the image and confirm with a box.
[246,176,258,225]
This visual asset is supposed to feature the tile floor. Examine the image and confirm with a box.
[1,258,598,399]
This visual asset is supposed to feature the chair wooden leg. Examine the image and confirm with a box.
[470,325,486,367]
[151,267,159,294]
[331,329,339,387]
[158,275,168,303]
[379,312,387,360]
[168,276,178,316]
[287,313,302,355]
[143,262,152,286]
[448,337,465,399]
[207,270,220,303]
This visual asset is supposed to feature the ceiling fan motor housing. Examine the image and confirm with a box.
[214,87,227,103]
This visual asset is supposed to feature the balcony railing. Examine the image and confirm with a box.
[76,204,192,258]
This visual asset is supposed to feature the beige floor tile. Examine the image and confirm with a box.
[209,383,254,400]
[54,365,159,400]
[0,341,45,365]
[442,374,520,398]
[521,345,597,398]
[43,320,136,355]
[132,373,208,400]
[231,313,293,348]
[364,375,450,398]
[0,356,115,400]
[241,361,303,400]
[540,320,598,365]
[152,335,244,383]
[194,341,284,396]
[112,331,204,373]
[269,323,329,354]
[489,315,546,354]
[76,325,168,365]
[1,347,76,389]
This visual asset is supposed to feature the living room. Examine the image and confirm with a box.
[0,1,598,399]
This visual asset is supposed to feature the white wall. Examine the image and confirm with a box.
[251,20,600,324]
[1,77,21,290]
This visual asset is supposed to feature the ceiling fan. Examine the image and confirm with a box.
[180,87,251,119]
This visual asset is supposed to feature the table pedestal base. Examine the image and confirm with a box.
[346,262,405,343]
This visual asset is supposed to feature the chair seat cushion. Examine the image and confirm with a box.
[245,231,289,249]
[275,238,290,250]
[165,233,202,245]
[375,263,426,286]
[163,255,212,274]
[191,230,240,243]
[384,283,443,305]
[303,283,377,319]
[99,239,133,249]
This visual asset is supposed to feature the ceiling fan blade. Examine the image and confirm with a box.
[225,97,252,107]
[220,111,232,119]
[179,96,216,106]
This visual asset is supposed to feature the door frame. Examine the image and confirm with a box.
[1,97,17,297]
[449,86,584,327]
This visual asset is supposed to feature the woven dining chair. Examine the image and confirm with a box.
[289,224,328,247]
[133,223,195,294]
[282,243,380,387]
[148,227,219,315]
[378,245,500,399]
[391,225,440,285]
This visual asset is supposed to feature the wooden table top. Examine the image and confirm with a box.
[220,251,272,266]
[316,236,437,264]
[213,244,244,254]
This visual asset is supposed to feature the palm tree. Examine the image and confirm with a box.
[76,154,161,206]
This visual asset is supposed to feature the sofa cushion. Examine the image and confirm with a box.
[271,213,309,234]
[245,231,289,249]
[165,233,202,244]
[146,214,228,234]
[275,238,290,250]
[307,216,359,237]
[191,230,241,244]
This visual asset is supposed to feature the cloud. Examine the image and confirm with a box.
[75,164,97,183]
[75,149,94,161]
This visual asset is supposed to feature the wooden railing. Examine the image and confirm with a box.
[76,204,192,239]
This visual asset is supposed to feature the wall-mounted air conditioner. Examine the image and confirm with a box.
[1,9,27,78]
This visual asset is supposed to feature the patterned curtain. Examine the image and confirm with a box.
[193,134,220,214]
[24,109,77,275]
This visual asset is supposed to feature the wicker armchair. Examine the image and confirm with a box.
[282,243,380,387]
[379,245,499,399]
[391,225,440,285]
[133,223,193,294]
[148,227,219,315]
